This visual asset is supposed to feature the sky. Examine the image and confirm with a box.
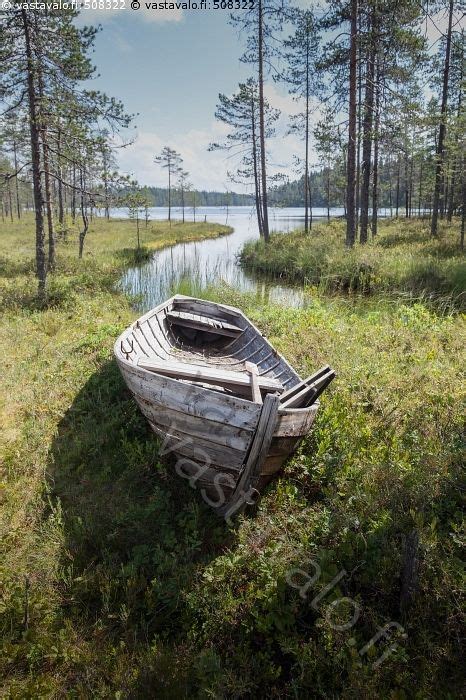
[75,4,318,191]
[75,3,461,193]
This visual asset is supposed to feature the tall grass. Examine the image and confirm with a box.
[240,218,465,307]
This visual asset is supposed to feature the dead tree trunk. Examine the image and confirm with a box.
[251,96,264,237]
[371,54,381,237]
[57,127,64,228]
[7,179,13,222]
[304,31,311,234]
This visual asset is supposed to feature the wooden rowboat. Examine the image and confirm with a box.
[114,295,335,518]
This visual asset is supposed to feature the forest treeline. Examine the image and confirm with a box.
[211,0,464,244]
[0,1,464,300]
[119,186,254,208]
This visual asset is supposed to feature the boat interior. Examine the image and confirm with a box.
[119,296,335,406]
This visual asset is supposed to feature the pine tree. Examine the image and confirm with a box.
[210,80,279,237]
[282,8,319,233]
[154,147,182,222]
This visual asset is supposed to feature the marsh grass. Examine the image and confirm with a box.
[0,215,464,697]
[240,218,465,306]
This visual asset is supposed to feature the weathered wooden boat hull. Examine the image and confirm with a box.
[114,295,324,517]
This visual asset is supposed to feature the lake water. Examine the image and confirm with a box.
[117,205,388,311]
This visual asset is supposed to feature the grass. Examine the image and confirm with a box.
[0,214,464,697]
[239,218,465,309]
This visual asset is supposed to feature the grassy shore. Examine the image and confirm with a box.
[0,216,464,697]
[240,218,465,308]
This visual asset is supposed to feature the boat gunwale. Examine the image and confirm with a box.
[114,295,319,413]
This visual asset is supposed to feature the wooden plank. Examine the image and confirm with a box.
[305,369,336,405]
[274,406,319,436]
[147,420,246,470]
[260,454,289,475]
[120,363,262,430]
[217,393,280,518]
[169,309,242,334]
[132,396,254,451]
[281,383,317,409]
[137,358,284,394]
[167,310,242,338]
[279,365,330,404]
[280,369,335,409]
[172,296,244,322]
[246,362,262,404]
[267,435,303,456]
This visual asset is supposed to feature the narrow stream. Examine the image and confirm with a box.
[118,205,386,311]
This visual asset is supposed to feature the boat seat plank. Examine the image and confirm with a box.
[167,310,243,337]
[172,296,243,321]
[137,358,284,394]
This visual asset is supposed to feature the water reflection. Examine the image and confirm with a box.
[117,205,388,311]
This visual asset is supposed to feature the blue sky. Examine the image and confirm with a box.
[77,5,314,191]
[76,4,454,192]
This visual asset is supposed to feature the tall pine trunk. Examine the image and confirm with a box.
[168,163,171,222]
[326,167,331,221]
[251,97,264,237]
[431,0,454,237]
[359,7,375,244]
[13,141,21,219]
[355,12,363,234]
[258,0,270,242]
[42,131,55,269]
[304,33,310,234]
[461,151,465,250]
[308,171,313,229]
[388,156,393,217]
[395,157,400,217]
[71,163,76,223]
[7,180,13,222]
[78,171,88,259]
[404,149,409,218]
[418,161,423,217]
[57,128,64,227]
[22,9,47,298]
[371,54,380,236]
[346,0,358,247]
[447,55,463,222]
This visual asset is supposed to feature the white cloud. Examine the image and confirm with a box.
[77,5,182,25]
[116,123,233,191]
[116,80,326,190]
[264,83,304,116]
[117,119,320,191]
